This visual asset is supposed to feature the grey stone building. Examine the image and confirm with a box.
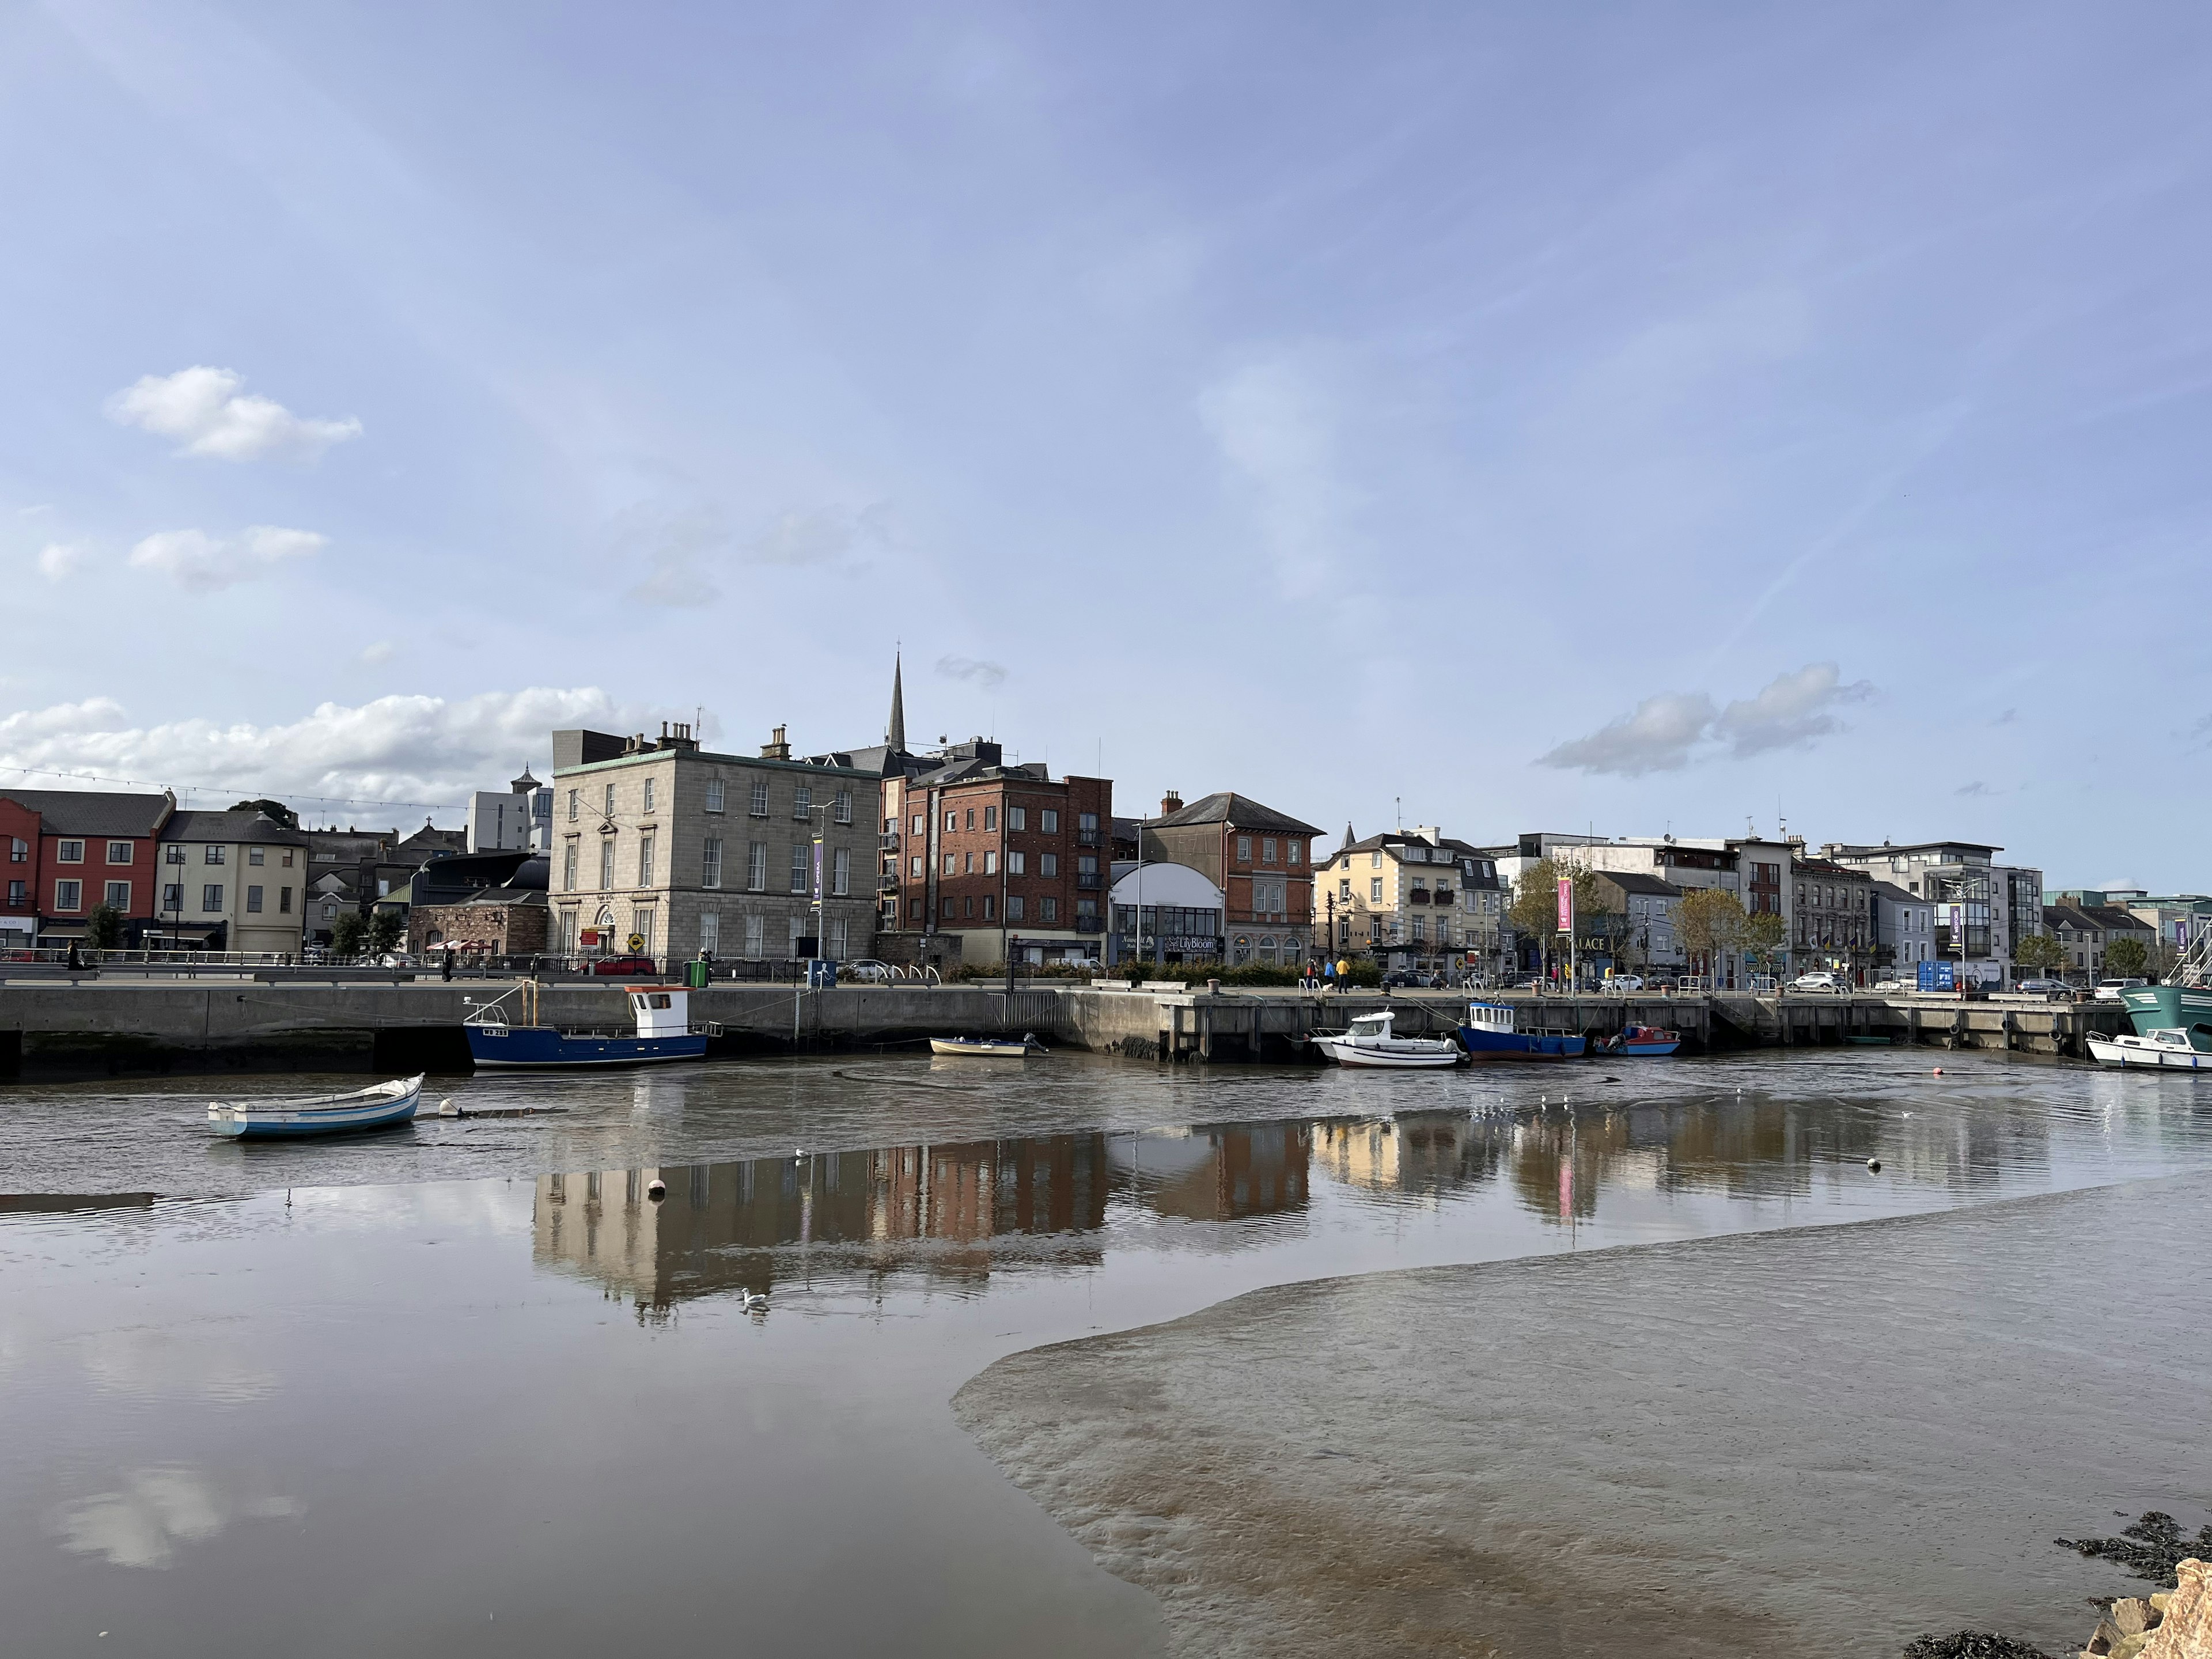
[550,722,880,964]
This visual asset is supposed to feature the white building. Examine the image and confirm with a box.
[1108,860,1224,967]
[466,767,546,854]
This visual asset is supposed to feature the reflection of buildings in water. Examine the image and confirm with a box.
[1509,1113,1633,1224]
[1309,1111,1508,1203]
[533,1133,1109,1317]
[1107,1123,1310,1222]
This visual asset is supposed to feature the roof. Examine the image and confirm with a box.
[1868,881,1918,904]
[1794,857,1872,880]
[161,809,308,846]
[1594,870,1684,899]
[1154,791,1321,836]
[555,747,869,780]
[0,789,172,838]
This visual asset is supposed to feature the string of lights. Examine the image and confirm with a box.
[0,763,462,814]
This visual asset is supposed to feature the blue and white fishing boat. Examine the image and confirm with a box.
[208,1074,424,1138]
[1457,1002,1587,1061]
[464,982,711,1069]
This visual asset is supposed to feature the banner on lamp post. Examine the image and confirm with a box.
[1556,876,1574,935]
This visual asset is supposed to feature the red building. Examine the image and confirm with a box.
[1141,790,1322,967]
[0,790,176,945]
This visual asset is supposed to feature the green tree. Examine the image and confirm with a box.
[331,911,368,956]
[85,904,124,950]
[2013,931,2067,976]
[1675,887,1747,983]
[1741,907,1787,976]
[2105,935,2149,978]
[230,798,301,830]
[1507,857,1611,980]
[368,911,406,955]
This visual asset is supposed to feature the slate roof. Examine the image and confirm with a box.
[0,789,172,838]
[1594,870,1684,899]
[1154,791,1320,836]
[161,809,309,846]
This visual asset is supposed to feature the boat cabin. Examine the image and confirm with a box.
[1348,1013,1394,1039]
[625,986,690,1036]
[1463,1003,1518,1034]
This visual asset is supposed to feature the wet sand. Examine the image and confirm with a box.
[954,1171,2212,1658]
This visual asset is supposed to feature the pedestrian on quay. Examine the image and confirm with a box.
[66,940,81,973]
[1335,956,1351,991]
[441,948,454,982]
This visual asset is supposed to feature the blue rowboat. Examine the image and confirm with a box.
[464,983,710,1070]
[208,1074,424,1139]
[1456,1002,1586,1060]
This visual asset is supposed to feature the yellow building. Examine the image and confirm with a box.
[153,809,307,956]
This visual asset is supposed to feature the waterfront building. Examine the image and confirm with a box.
[1870,881,1936,975]
[154,808,309,955]
[1322,827,1506,974]
[551,722,880,965]
[1589,870,1686,975]
[406,850,551,959]
[1140,791,1321,967]
[2043,900,2156,981]
[299,821,467,947]
[1108,859,1225,965]
[0,788,176,948]
[464,767,547,854]
[1790,857,1874,979]
[1821,842,2043,987]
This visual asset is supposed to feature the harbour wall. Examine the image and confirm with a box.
[0,979,2134,1077]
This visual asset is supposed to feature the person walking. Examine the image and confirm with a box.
[1335,955,1351,991]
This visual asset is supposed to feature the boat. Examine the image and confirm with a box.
[1457,1002,1587,1061]
[929,1033,1046,1058]
[209,1074,424,1139]
[1601,1024,1680,1057]
[1310,1009,1463,1069]
[2119,985,2212,1051]
[464,982,711,1069]
[2087,1029,2212,1070]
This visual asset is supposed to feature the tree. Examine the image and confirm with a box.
[368,911,406,955]
[230,798,301,830]
[2105,935,2149,979]
[85,904,124,950]
[2013,931,2067,976]
[331,911,368,956]
[1675,887,1747,983]
[1741,907,1787,978]
[1507,857,1612,980]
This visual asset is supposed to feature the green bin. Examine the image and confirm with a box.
[684,959,710,989]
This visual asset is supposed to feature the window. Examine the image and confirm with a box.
[107,841,131,865]
[604,783,615,819]
[247,885,264,914]
[638,833,656,886]
[8,838,24,862]
[161,883,181,911]
[1040,896,1058,922]
[166,844,185,864]
[1288,841,1302,864]
[941,897,954,919]
[834,789,852,825]
[1006,806,1024,831]
[699,912,721,954]
[910,856,922,877]
[912,815,925,836]
[1236,836,1251,861]
[793,785,812,820]
[1078,812,1097,833]
[105,881,130,908]
[1007,895,1024,921]
[942,854,956,876]
[205,845,225,865]
[750,779,771,817]
[982,896,995,920]
[984,851,998,876]
[1372,852,1383,869]
[828,916,849,957]
[6,881,22,906]
[1008,851,1026,875]
[200,884,222,912]
[1077,854,1099,876]
[965,808,976,831]
[55,879,82,910]
[744,914,764,957]
[279,887,292,914]
[1040,853,1058,877]
[599,840,615,889]
[631,909,654,957]
[57,840,84,863]
[910,898,923,920]
[1040,809,1058,833]
[563,842,578,889]
[1339,879,1351,900]
[642,778,656,813]
[248,847,265,866]
[945,811,957,832]
[790,843,809,893]
[281,850,294,868]
[832,847,850,897]
[1262,838,1277,863]
[1370,878,1384,902]
[568,789,579,822]
[963,853,974,874]
[703,838,724,888]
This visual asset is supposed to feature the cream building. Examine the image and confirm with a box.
[1323,827,1507,971]
[154,809,308,955]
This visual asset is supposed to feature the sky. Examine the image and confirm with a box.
[2,2,2209,885]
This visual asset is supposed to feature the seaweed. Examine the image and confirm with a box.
[2055,1510,2212,1586]
[1901,1634,2052,1659]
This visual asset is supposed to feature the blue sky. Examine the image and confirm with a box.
[3,3,2208,885]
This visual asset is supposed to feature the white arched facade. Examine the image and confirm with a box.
[1109,861,1225,964]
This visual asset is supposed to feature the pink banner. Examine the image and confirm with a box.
[1556,876,1574,934]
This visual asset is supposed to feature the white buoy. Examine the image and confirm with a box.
[646,1178,666,1200]
[1866,1158,1882,1173]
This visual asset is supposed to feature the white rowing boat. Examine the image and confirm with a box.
[208,1074,426,1138]
[929,1035,1044,1058]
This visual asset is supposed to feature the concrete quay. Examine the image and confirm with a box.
[0,979,2133,1076]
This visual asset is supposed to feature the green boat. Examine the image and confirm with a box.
[2120,984,2212,1051]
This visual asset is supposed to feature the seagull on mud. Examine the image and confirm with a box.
[741,1291,769,1314]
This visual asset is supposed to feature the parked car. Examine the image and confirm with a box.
[590,954,660,977]
[2094,977,2147,1001]
[1381,970,1446,988]
[1604,975,1645,992]
[2014,978,2075,1000]
[1790,972,1846,994]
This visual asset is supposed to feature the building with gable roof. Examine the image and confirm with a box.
[1139,790,1321,967]
[1320,826,1506,973]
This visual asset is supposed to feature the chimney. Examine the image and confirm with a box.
[1415,825,1441,846]
[761,725,791,760]
[1160,790,1183,816]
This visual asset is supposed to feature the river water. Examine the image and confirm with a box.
[3,1048,2210,1657]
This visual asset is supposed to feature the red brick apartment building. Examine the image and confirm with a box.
[0,789,176,945]
[1141,790,1321,966]
[878,738,1112,969]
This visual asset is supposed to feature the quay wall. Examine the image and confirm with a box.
[0,979,2133,1077]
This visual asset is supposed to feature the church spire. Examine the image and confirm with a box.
[887,650,907,751]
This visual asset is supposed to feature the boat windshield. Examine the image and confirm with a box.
[1464,1003,1514,1031]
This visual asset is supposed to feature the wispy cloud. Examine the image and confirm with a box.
[358,641,397,665]
[937,655,1006,690]
[36,542,84,582]
[1956,781,1995,797]
[128,526,324,592]
[1540,664,1873,777]
[105,367,361,461]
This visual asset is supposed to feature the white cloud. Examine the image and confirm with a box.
[37,541,84,581]
[128,525,324,592]
[937,655,1007,690]
[50,1466,300,1570]
[358,641,397,665]
[1198,357,1347,596]
[1540,664,1873,777]
[0,687,669,802]
[105,366,361,461]
[1537,691,1717,777]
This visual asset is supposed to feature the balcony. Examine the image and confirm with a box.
[877,873,900,893]
[879,833,900,850]
[1076,873,1103,890]
[1076,830,1101,847]
[1074,915,1104,933]
[1406,888,1431,904]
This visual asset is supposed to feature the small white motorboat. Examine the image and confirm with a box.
[1310,1010,1463,1069]
[929,1033,1046,1058]
[2086,1029,2212,1070]
[208,1074,426,1138]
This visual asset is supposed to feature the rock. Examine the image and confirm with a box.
[2113,1634,2156,1659]
[2113,1600,2157,1637]
[2143,1559,2212,1658]
[2153,1594,2175,1616]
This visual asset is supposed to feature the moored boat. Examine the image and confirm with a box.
[930,1034,1045,1058]
[1310,1009,1463,1069]
[1601,1024,1680,1057]
[209,1074,424,1139]
[2119,984,2212,1051]
[465,982,711,1069]
[1457,1002,1586,1061]
[2087,1029,2212,1070]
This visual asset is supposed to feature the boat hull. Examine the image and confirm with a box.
[2088,1033,2212,1070]
[930,1038,1033,1058]
[1457,1027,1586,1060]
[210,1077,423,1139]
[1612,1039,1680,1056]
[1312,1036,1462,1069]
[2120,986,2212,1050]
[466,1027,708,1068]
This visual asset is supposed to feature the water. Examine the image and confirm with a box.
[3,1050,2210,1657]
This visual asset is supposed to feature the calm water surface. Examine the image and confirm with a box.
[4,1049,2210,1657]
